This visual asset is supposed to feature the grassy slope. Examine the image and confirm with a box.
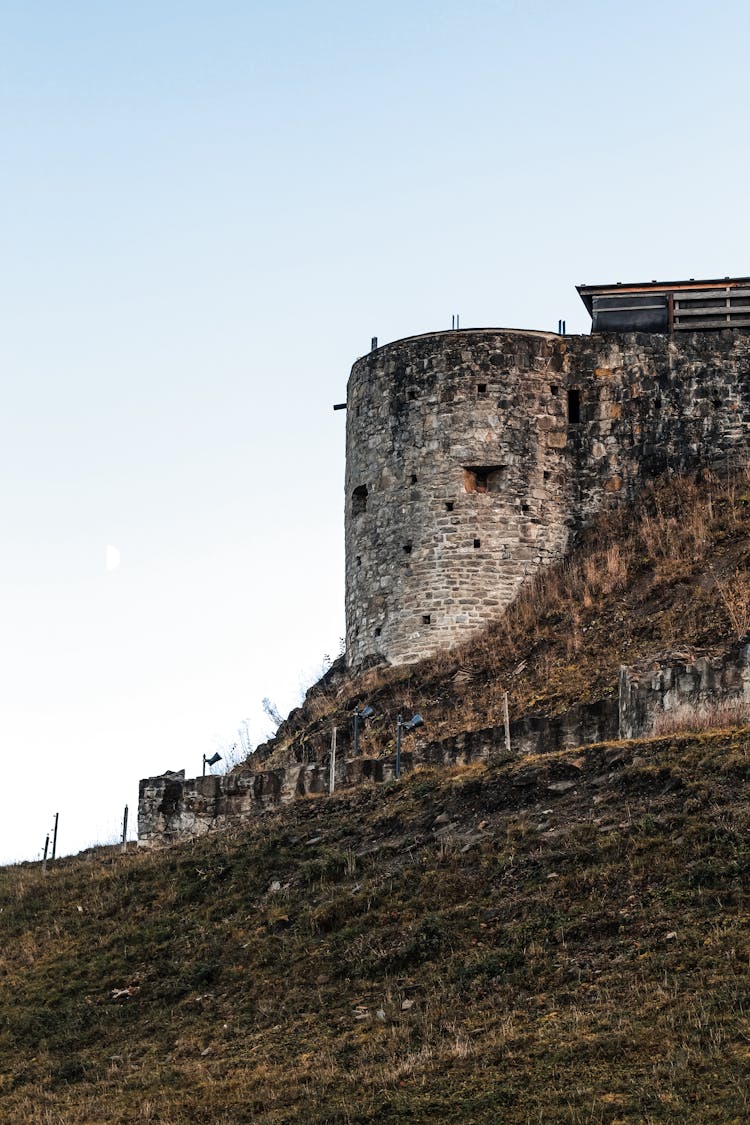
[259,470,750,768]
[4,469,750,1123]
[2,729,750,1123]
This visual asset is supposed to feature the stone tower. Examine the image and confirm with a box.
[344,294,750,669]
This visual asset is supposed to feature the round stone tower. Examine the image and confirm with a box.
[344,329,576,667]
[344,319,750,669]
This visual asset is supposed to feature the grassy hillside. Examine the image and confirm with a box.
[4,466,750,1122]
[2,728,750,1123]
[259,469,750,768]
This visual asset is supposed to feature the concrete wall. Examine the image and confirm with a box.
[345,328,750,667]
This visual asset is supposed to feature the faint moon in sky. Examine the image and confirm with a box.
[106,545,121,572]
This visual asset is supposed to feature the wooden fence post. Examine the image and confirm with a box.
[503,691,511,754]
[329,726,337,795]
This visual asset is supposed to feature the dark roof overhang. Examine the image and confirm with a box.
[577,277,750,316]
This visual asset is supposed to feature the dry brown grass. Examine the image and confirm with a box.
[712,566,750,640]
[251,465,750,771]
[2,731,750,1121]
[651,697,750,736]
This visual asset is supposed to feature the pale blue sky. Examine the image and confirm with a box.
[1,0,748,861]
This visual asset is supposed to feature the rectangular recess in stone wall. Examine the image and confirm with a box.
[463,466,506,493]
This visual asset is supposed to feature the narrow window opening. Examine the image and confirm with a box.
[408,389,417,401]
[445,501,454,511]
[374,627,382,637]
[410,473,418,484]
[352,484,368,515]
[356,405,361,417]
[477,383,487,394]
[521,503,530,514]
[567,388,581,424]
[422,614,431,625]
[356,555,362,567]
[550,384,559,396]
[712,397,721,409]
[354,626,359,637]
[473,538,481,549]
[463,465,506,493]
[403,544,412,555]
[543,470,551,481]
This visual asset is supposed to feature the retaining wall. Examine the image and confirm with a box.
[619,644,750,739]
[138,694,619,847]
[139,644,750,848]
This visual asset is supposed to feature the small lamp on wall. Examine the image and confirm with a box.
[203,751,222,777]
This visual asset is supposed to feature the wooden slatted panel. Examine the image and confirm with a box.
[675,305,750,318]
[675,318,750,330]
[674,287,750,302]
[673,287,750,329]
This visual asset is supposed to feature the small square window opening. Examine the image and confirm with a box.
[463,466,506,493]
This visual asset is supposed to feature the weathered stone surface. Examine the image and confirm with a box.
[618,644,750,739]
[138,700,618,846]
[344,328,750,667]
[138,643,750,847]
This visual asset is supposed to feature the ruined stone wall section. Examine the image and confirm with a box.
[137,705,616,848]
[619,646,750,739]
[138,755,408,848]
[345,329,750,668]
[138,646,750,847]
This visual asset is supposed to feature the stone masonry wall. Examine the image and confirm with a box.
[139,645,750,848]
[138,755,410,848]
[345,328,750,667]
[619,645,750,739]
[139,697,620,847]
